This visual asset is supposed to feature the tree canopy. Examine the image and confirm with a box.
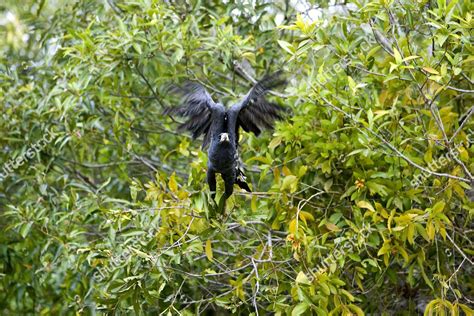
[1,0,473,314]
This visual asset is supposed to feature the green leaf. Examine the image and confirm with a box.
[348,304,364,316]
[269,136,282,149]
[171,48,184,64]
[281,175,298,192]
[20,222,33,238]
[423,67,439,75]
[357,200,375,212]
[295,271,311,285]
[431,201,445,214]
[277,40,294,55]
[168,172,178,192]
[292,302,309,316]
[393,48,402,64]
[205,239,213,261]
[132,42,142,54]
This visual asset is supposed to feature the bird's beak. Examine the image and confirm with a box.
[219,133,230,143]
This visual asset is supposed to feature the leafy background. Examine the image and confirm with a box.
[1,0,473,314]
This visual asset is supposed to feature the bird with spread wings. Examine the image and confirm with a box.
[165,72,286,205]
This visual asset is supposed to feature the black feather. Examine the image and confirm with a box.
[235,167,251,192]
[165,81,217,146]
[234,71,287,136]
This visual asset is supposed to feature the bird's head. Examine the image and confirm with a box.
[219,133,230,143]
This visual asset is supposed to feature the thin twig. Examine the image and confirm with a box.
[446,233,474,265]
[251,258,260,316]
[450,106,474,143]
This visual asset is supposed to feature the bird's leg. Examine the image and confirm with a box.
[215,171,235,215]
[222,171,235,200]
[207,168,217,200]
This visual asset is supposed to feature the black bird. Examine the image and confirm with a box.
[166,72,286,203]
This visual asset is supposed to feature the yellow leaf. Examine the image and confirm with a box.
[459,146,469,160]
[325,223,340,232]
[377,241,391,256]
[423,67,439,75]
[402,55,421,62]
[295,271,311,285]
[251,195,257,212]
[356,200,375,212]
[341,289,355,302]
[177,191,188,200]
[393,48,402,64]
[462,55,474,64]
[281,175,298,192]
[282,165,292,176]
[374,110,390,120]
[298,165,308,177]
[317,282,329,296]
[452,183,465,199]
[424,148,433,163]
[205,239,213,261]
[168,172,178,192]
[299,211,315,224]
[273,167,280,183]
[397,246,409,263]
[439,226,447,241]
[407,224,415,245]
[348,304,364,316]
[431,201,445,214]
[269,136,282,149]
[241,51,255,61]
[459,303,474,315]
[289,218,297,234]
[348,76,356,92]
[387,209,396,232]
[295,14,305,30]
[392,226,406,231]
[427,221,435,241]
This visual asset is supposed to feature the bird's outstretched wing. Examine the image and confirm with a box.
[165,82,222,148]
[232,71,287,137]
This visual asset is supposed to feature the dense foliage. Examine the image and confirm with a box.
[1,0,473,314]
